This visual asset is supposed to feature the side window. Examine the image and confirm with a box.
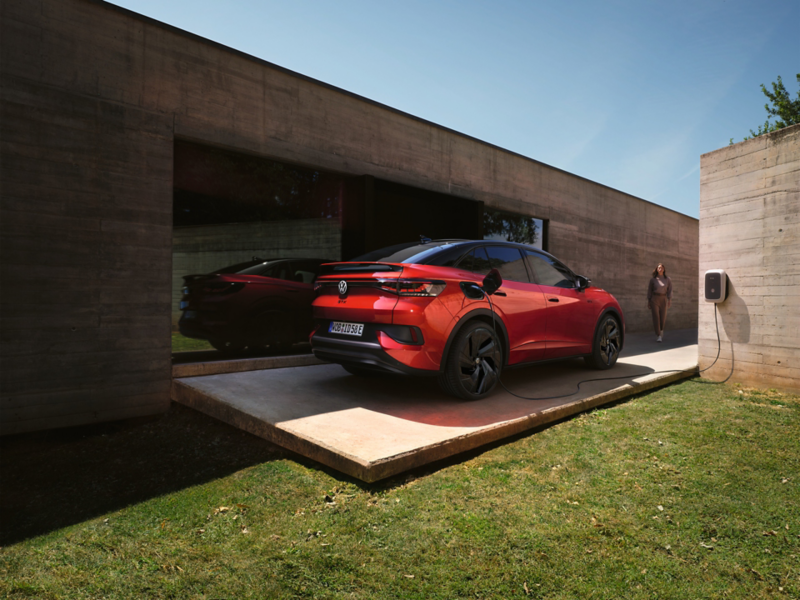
[484,246,530,283]
[293,260,322,284]
[432,248,469,268]
[524,250,575,288]
[457,247,491,274]
[263,264,292,281]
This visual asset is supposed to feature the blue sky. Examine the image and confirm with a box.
[111,0,799,218]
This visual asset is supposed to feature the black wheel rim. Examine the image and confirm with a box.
[599,318,621,366]
[458,327,500,395]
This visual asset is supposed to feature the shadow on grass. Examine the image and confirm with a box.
[0,403,286,546]
[1,376,694,545]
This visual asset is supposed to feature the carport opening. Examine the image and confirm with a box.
[171,140,345,361]
[171,141,548,364]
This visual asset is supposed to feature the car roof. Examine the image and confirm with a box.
[213,257,330,274]
[345,239,560,268]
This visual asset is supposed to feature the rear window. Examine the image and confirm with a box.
[213,259,272,275]
[214,259,287,278]
[351,241,462,264]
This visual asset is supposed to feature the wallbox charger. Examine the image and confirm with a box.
[704,269,728,303]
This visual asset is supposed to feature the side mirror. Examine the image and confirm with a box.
[482,268,503,296]
[576,275,591,290]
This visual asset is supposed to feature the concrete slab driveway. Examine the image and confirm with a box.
[172,329,698,482]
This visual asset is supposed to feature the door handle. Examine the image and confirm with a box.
[494,291,507,297]
[548,298,559,303]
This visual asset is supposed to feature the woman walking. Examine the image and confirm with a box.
[647,263,672,342]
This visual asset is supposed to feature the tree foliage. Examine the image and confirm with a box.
[737,73,800,142]
[483,209,540,245]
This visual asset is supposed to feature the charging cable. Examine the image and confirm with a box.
[484,293,732,401]
[689,302,734,385]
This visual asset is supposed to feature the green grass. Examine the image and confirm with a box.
[1,380,798,598]
[171,332,213,353]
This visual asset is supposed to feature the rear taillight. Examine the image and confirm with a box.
[313,279,446,296]
[394,279,446,297]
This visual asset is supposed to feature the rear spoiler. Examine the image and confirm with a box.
[320,262,403,275]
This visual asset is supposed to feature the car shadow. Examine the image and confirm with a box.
[0,404,286,546]
[326,359,668,428]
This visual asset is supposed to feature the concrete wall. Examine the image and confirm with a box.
[698,124,800,392]
[1,0,698,434]
[1,69,174,434]
[172,219,341,328]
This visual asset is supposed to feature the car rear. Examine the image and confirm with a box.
[311,262,458,375]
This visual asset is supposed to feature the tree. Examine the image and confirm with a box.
[736,74,800,142]
[483,209,539,245]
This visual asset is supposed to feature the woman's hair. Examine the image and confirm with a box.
[652,264,667,278]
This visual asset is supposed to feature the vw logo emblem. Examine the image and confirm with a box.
[338,280,348,296]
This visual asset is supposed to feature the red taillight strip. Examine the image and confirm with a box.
[396,279,447,297]
[314,279,446,296]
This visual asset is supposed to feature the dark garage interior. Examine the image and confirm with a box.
[172,141,545,361]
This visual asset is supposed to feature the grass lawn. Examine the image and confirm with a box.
[172,332,214,353]
[1,379,798,598]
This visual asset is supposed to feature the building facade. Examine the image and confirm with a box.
[1,0,699,434]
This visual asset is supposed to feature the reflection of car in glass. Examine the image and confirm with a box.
[179,258,330,353]
[311,240,625,400]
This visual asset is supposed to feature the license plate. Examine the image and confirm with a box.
[183,310,198,319]
[329,321,364,336]
[180,300,189,310]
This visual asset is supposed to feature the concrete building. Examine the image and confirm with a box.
[698,124,800,392]
[0,0,699,435]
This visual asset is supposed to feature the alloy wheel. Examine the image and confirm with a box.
[453,324,502,398]
[598,317,621,366]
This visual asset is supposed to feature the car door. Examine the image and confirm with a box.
[523,250,597,358]
[460,245,549,364]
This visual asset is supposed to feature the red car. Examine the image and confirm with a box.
[179,258,330,353]
[311,240,624,399]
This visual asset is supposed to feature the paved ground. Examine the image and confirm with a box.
[173,329,698,482]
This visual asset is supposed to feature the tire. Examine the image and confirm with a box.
[210,339,246,353]
[584,314,622,369]
[438,320,503,400]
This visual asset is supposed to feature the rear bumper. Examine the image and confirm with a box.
[311,333,436,377]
